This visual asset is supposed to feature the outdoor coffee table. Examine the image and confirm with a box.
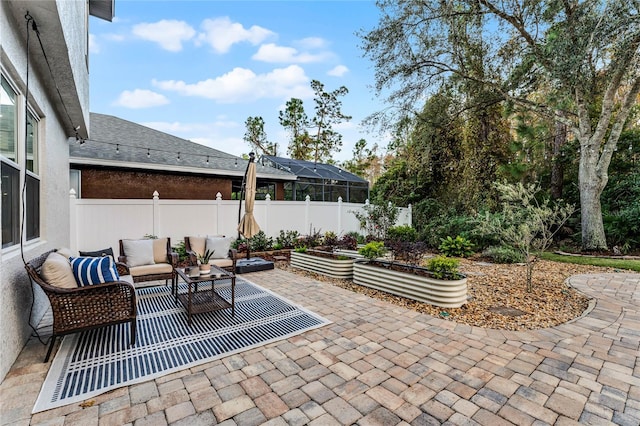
[175,265,236,325]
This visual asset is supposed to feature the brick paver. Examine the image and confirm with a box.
[1,270,638,426]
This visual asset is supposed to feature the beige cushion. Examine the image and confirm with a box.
[210,258,233,268]
[153,238,169,264]
[129,263,173,277]
[57,247,75,259]
[122,239,155,267]
[206,236,234,259]
[189,237,206,258]
[42,252,77,288]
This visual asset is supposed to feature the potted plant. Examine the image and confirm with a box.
[197,249,214,274]
[353,242,468,308]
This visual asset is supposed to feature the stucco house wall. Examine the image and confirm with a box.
[0,0,93,382]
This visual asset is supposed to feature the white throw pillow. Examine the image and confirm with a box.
[205,236,234,259]
[122,239,155,267]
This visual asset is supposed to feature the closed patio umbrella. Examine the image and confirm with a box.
[238,153,260,258]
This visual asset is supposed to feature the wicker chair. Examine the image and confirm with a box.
[118,238,178,288]
[184,236,237,273]
[25,250,137,362]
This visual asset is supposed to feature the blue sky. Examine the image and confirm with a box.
[88,0,387,162]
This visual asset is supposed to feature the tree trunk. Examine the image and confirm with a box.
[550,117,566,200]
[579,152,608,251]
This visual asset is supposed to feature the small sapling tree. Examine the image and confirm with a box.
[478,182,575,292]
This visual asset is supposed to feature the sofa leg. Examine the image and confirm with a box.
[44,336,57,363]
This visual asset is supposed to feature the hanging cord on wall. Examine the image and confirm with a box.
[22,12,47,346]
[29,12,83,141]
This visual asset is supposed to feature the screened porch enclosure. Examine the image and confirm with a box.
[261,155,369,203]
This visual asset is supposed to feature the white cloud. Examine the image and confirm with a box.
[152,65,313,103]
[142,119,241,134]
[295,37,327,49]
[132,20,196,52]
[191,136,247,157]
[252,43,330,63]
[197,17,274,53]
[104,33,125,42]
[334,121,356,131]
[89,34,99,53]
[141,120,247,156]
[113,89,170,109]
[328,65,349,77]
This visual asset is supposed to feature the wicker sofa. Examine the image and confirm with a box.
[25,249,137,362]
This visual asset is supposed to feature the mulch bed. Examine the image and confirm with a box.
[280,258,624,331]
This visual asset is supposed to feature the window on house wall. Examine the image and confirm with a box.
[1,76,17,162]
[1,74,41,247]
[26,112,38,173]
[70,169,81,197]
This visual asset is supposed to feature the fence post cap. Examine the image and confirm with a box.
[216,192,222,200]
[69,189,76,199]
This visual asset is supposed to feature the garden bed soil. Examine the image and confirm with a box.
[295,250,352,260]
[280,257,628,331]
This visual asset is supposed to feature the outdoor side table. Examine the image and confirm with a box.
[175,265,236,325]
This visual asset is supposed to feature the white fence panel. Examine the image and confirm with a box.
[307,201,340,235]
[157,199,218,243]
[70,192,412,253]
[265,201,307,236]
[218,200,241,237]
[73,198,154,254]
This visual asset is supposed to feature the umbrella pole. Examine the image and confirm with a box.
[238,153,255,259]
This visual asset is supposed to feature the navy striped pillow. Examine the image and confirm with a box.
[70,256,120,287]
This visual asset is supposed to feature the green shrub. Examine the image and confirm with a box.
[413,200,479,248]
[276,230,300,249]
[337,234,358,250]
[297,228,323,248]
[323,231,339,248]
[358,241,386,260]
[386,225,418,243]
[345,231,365,245]
[249,231,273,251]
[426,256,462,279]
[439,235,475,257]
[172,241,189,262]
[603,200,640,250]
[231,238,244,250]
[294,246,307,253]
[482,245,525,263]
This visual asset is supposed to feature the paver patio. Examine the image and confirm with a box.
[1,268,638,425]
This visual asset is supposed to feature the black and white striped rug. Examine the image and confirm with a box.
[33,277,330,413]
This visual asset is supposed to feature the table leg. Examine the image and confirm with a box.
[187,281,192,326]
[231,276,235,316]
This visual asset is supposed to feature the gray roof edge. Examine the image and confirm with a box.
[69,157,298,180]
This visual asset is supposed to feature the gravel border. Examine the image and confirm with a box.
[280,258,622,331]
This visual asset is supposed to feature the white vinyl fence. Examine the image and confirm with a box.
[70,191,412,253]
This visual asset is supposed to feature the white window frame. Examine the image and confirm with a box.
[1,72,41,249]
